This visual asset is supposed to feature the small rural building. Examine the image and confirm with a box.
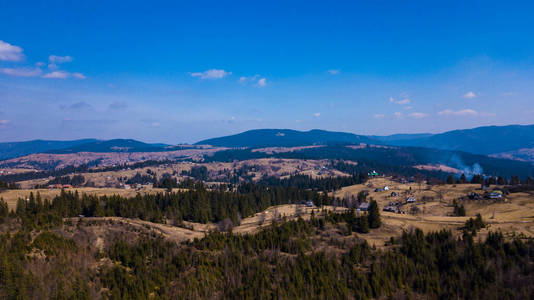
[305,200,314,207]
[368,170,379,177]
[358,202,370,211]
[383,205,397,213]
[384,186,389,191]
[489,191,503,199]
[406,197,416,203]
[374,188,383,192]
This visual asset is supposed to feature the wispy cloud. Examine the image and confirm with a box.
[72,72,86,79]
[190,69,231,79]
[239,75,267,87]
[462,91,477,99]
[256,78,267,87]
[0,40,24,61]
[0,120,10,126]
[48,55,73,69]
[438,109,478,116]
[0,67,42,77]
[314,112,321,117]
[60,101,92,110]
[408,112,429,119]
[327,69,340,75]
[394,112,402,118]
[42,70,85,79]
[109,101,128,110]
[389,96,411,105]
[373,114,385,119]
[43,71,70,79]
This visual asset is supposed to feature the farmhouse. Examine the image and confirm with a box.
[406,197,416,203]
[489,190,503,199]
[383,205,397,213]
[358,202,370,211]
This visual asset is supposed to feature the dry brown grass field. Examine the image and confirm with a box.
[14,158,349,189]
[333,177,534,245]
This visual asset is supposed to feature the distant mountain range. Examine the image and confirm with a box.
[0,139,170,160]
[0,139,98,160]
[196,125,534,160]
[47,139,170,154]
[383,124,534,155]
[1,124,533,162]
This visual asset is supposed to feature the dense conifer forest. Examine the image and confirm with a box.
[1,177,534,299]
[1,197,533,299]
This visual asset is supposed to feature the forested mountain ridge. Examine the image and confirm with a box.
[0,139,97,160]
[386,124,534,155]
[195,129,377,147]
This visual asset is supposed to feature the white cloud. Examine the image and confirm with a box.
[438,109,478,116]
[48,55,73,69]
[256,78,267,87]
[389,96,411,105]
[462,91,477,99]
[327,69,340,75]
[408,112,429,119]
[72,72,86,79]
[0,120,10,126]
[394,112,402,118]
[49,55,73,64]
[373,114,385,119]
[42,70,85,79]
[0,67,42,77]
[190,69,231,79]
[314,112,321,117]
[239,75,266,87]
[42,71,70,79]
[0,40,24,61]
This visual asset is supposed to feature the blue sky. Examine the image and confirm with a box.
[1,1,534,143]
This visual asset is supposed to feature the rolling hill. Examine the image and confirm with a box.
[384,124,534,155]
[195,129,376,147]
[46,139,169,154]
[0,139,98,160]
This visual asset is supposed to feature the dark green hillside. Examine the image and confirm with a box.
[196,129,376,147]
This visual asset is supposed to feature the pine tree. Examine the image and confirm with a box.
[368,199,381,229]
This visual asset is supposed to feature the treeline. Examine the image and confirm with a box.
[47,174,85,186]
[0,180,18,190]
[13,184,326,227]
[258,173,368,191]
[0,159,173,183]
[448,173,534,185]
